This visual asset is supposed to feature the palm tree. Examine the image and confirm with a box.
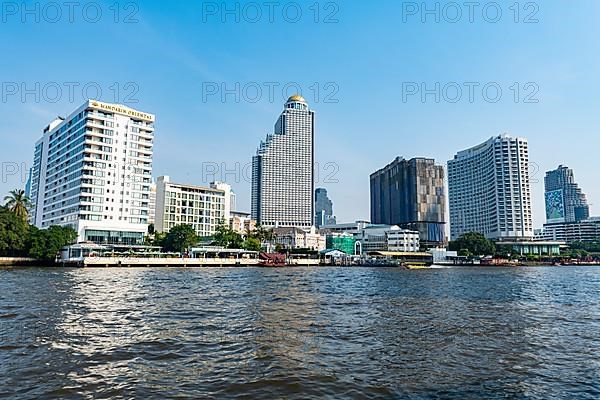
[4,189,31,221]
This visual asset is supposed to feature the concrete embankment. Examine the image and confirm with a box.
[0,257,41,266]
[60,257,321,267]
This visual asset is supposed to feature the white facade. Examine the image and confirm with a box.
[30,100,154,244]
[447,134,533,241]
[155,176,232,238]
[273,226,326,251]
[320,220,371,235]
[230,211,256,234]
[387,227,421,252]
[355,225,420,254]
[428,248,459,264]
[148,181,156,226]
[251,95,314,228]
[535,218,600,243]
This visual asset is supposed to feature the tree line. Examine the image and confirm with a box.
[449,232,600,259]
[145,222,275,253]
[0,190,77,262]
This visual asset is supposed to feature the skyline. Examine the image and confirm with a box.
[2,1,600,228]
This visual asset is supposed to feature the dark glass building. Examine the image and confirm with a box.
[314,188,335,228]
[370,157,446,247]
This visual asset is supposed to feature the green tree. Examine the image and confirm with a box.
[27,225,77,262]
[449,232,496,256]
[144,223,157,246]
[569,241,600,253]
[251,224,274,243]
[213,223,244,249]
[243,237,261,251]
[4,189,31,221]
[152,231,167,248]
[0,207,29,256]
[495,245,513,259]
[458,249,473,258]
[163,225,198,253]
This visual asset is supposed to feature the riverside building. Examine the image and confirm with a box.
[544,165,589,223]
[155,176,233,238]
[272,226,326,251]
[251,95,315,228]
[535,217,600,243]
[29,100,154,244]
[447,134,533,241]
[370,157,446,247]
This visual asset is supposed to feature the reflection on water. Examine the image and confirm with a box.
[1,267,600,399]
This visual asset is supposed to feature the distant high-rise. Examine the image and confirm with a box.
[251,95,315,228]
[544,165,589,223]
[29,100,155,244]
[370,157,446,247]
[315,188,335,228]
[447,134,533,241]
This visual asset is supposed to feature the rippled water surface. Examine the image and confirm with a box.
[1,266,600,399]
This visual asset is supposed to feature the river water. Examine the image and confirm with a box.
[1,266,599,399]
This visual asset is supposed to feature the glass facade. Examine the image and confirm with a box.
[370,157,446,247]
[85,229,145,245]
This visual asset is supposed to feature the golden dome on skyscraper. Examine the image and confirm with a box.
[287,94,307,103]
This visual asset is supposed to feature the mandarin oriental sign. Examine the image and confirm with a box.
[90,101,155,122]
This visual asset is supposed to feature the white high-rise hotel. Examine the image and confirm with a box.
[251,95,314,228]
[30,100,154,244]
[447,134,533,241]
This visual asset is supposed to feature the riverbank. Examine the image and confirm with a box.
[0,257,41,266]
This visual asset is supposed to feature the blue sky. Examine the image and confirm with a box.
[1,0,599,228]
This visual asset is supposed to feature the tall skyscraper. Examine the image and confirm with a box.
[30,100,155,244]
[370,157,446,247]
[315,188,335,228]
[251,95,315,228]
[447,134,533,241]
[544,165,589,223]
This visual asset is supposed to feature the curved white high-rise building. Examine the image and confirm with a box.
[30,100,154,244]
[251,95,315,228]
[447,134,533,241]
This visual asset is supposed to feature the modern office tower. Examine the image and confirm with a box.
[155,176,232,238]
[251,95,315,228]
[370,157,446,247]
[447,134,533,241]
[315,187,335,228]
[544,165,589,223]
[29,100,154,244]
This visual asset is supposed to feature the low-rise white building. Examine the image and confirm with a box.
[428,248,459,264]
[273,226,326,251]
[320,221,420,255]
[355,225,420,254]
[535,218,600,243]
[387,227,421,252]
[155,176,232,238]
